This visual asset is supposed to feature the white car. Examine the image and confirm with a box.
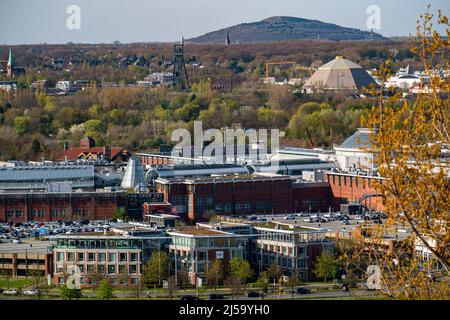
[23,289,39,296]
[3,289,19,295]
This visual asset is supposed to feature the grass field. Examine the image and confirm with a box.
[0,277,35,289]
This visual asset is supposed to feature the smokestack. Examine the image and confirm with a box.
[103,145,111,162]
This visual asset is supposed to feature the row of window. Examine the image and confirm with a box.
[57,276,140,285]
[6,208,89,218]
[256,243,305,257]
[57,251,139,263]
[57,263,138,275]
[259,255,306,269]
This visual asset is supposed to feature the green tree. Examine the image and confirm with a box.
[84,119,105,134]
[229,257,254,285]
[60,284,82,300]
[144,251,170,290]
[227,257,254,299]
[97,279,114,300]
[313,250,338,283]
[30,138,42,157]
[267,263,283,287]
[287,270,300,299]
[114,208,128,222]
[255,271,269,297]
[13,115,31,135]
[205,259,223,293]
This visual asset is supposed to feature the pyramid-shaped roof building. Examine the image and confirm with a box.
[303,56,377,92]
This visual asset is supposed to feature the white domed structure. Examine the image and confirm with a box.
[303,56,378,93]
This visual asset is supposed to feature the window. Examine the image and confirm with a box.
[98,253,106,262]
[108,265,116,274]
[78,252,84,262]
[130,253,138,262]
[298,258,305,268]
[130,278,138,285]
[98,265,105,273]
[119,253,127,262]
[118,265,126,274]
[87,265,94,273]
[88,252,95,262]
[197,251,206,261]
[129,264,137,274]
[57,252,64,261]
[67,252,75,262]
[108,253,117,262]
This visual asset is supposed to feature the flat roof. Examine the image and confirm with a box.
[0,240,55,254]
[253,222,322,233]
[156,173,291,185]
[168,226,235,237]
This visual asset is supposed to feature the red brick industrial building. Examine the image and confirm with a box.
[155,174,333,221]
[325,170,385,212]
[0,191,128,223]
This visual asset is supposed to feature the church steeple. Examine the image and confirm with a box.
[7,48,13,66]
[7,48,14,78]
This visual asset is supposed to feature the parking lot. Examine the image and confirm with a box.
[0,219,117,244]
[238,211,386,231]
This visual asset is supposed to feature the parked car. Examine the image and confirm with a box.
[209,294,225,300]
[296,287,311,294]
[180,295,200,301]
[23,289,39,296]
[3,289,19,295]
[247,291,260,298]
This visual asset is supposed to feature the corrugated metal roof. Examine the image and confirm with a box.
[0,165,94,181]
[337,128,372,149]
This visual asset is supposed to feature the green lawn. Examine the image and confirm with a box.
[0,277,35,289]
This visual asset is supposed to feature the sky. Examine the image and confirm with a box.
[0,0,449,44]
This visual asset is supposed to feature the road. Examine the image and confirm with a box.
[1,289,379,300]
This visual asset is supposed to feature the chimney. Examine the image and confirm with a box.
[103,145,111,162]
